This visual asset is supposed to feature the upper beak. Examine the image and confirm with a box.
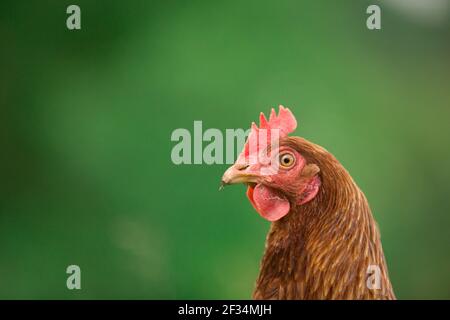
[221,163,260,186]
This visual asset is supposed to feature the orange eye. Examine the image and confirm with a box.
[279,153,295,168]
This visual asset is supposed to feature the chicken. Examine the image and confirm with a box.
[221,105,395,300]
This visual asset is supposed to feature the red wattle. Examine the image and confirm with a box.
[246,184,290,222]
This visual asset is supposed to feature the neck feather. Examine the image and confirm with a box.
[253,138,395,300]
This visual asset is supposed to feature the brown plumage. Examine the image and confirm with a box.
[222,106,395,300]
[252,137,395,300]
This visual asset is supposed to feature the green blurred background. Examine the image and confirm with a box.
[1,0,449,299]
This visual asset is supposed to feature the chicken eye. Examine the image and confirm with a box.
[279,153,296,168]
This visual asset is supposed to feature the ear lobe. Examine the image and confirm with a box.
[300,163,320,177]
[298,175,321,205]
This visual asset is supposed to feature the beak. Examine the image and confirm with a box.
[221,163,260,187]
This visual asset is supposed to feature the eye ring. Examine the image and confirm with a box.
[279,152,296,168]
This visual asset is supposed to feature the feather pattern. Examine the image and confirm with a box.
[252,137,396,300]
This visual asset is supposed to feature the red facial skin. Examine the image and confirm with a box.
[243,146,321,221]
[219,105,308,221]
[265,147,306,187]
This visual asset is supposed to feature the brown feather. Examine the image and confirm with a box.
[253,137,395,300]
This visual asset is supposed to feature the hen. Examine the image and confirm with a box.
[221,106,395,300]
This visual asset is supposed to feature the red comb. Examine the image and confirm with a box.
[243,105,297,158]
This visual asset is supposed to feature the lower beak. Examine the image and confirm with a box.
[221,163,260,186]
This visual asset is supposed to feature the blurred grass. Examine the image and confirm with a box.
[0,0,449,299]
